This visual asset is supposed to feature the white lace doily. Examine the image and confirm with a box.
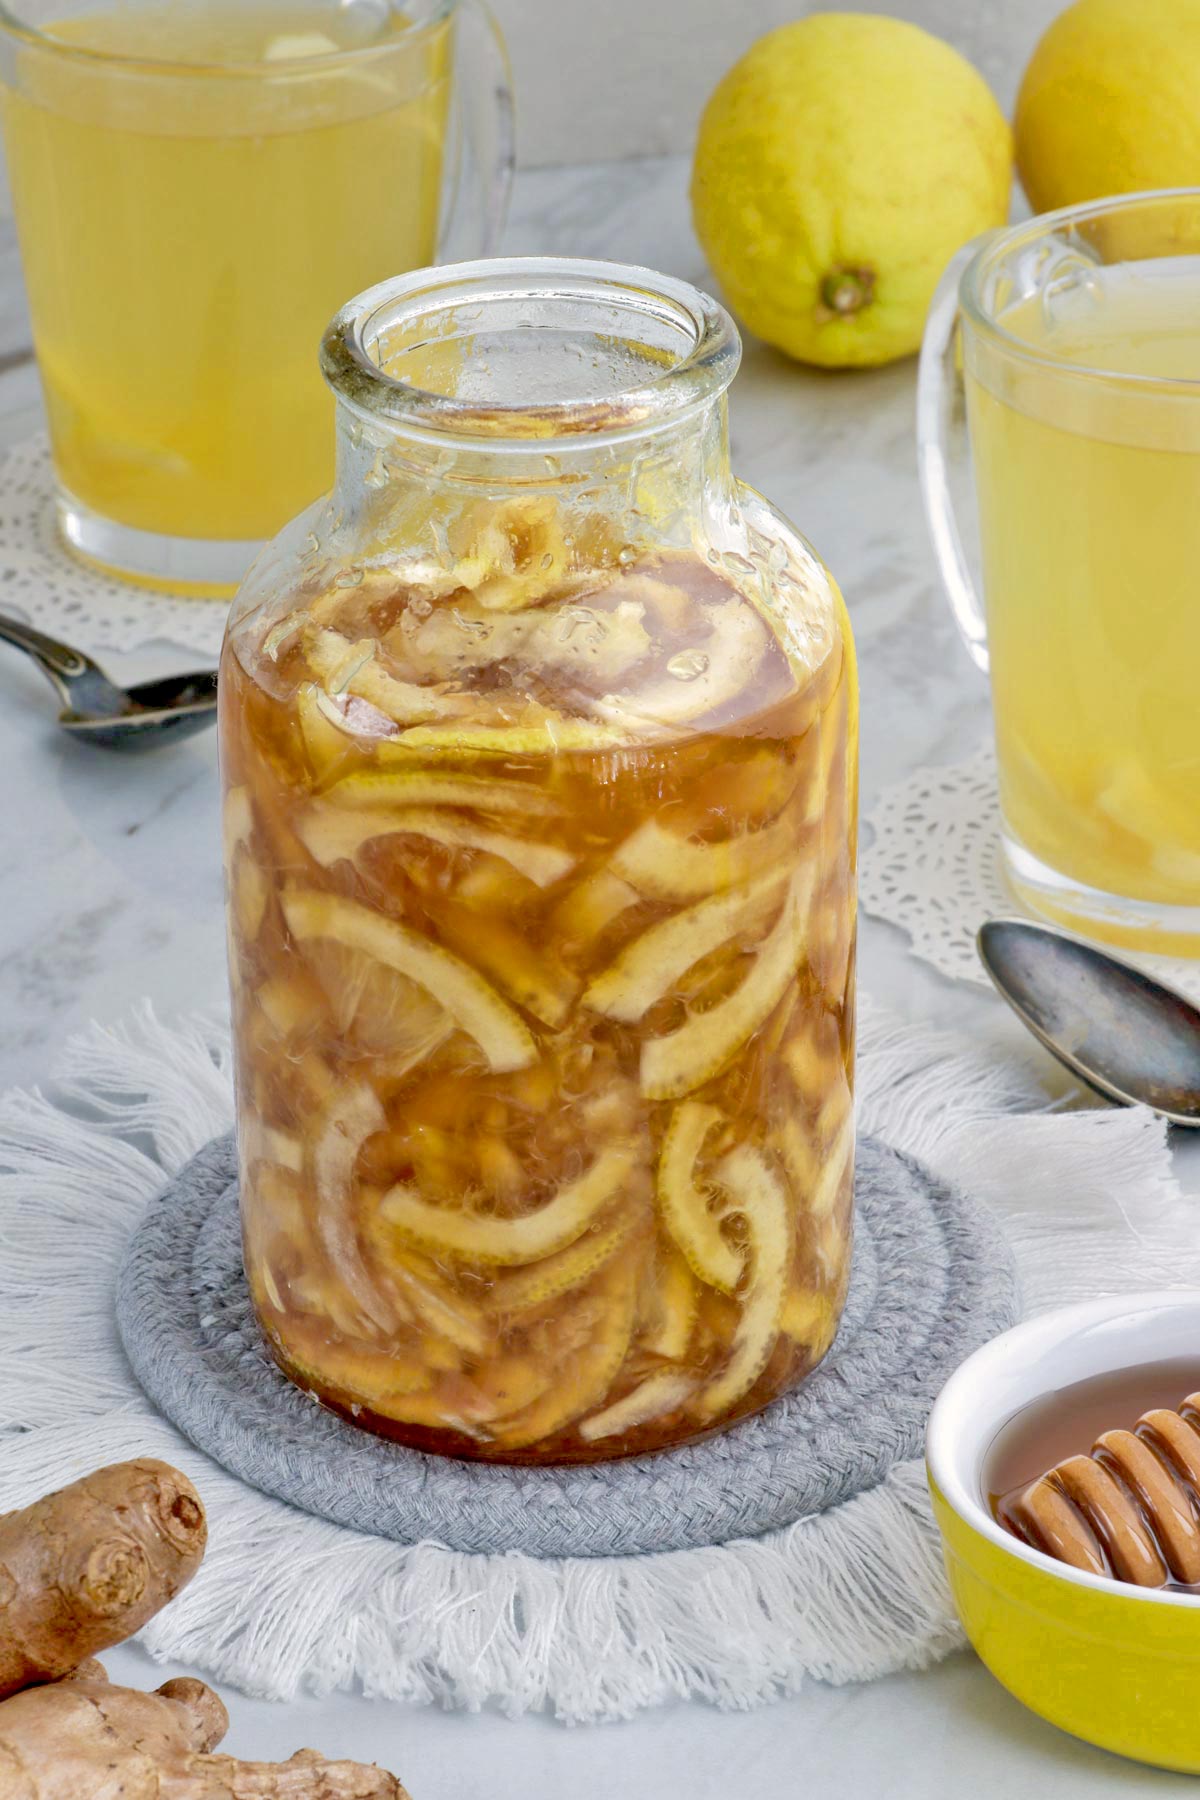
[0,436,229,658]
[861,742,1200,1004]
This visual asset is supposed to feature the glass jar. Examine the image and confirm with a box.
[220,258,857,1463]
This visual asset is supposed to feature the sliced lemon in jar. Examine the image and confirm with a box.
[435,904,580,1029]
[656,1102,741,1293]
[584,868,788,1022]
[282,890,536,1073]
[310,1084,399,1335]
[610,808,799,902]
[489,1257,641,1450]
[579,1369,695,1442]
[378,1141,639,1266]
[640,877,809,1100]
[551,868,641,947]
[637,1242,698,1359]
[325,768,560,819]
[375,718,647,760]
[779,1288,836,1351]
[304,627,468,726]
[297,804,575,890]
[692,1144,789,1422]
[490,1204,643,1312]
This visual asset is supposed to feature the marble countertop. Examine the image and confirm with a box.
[0,157,1191,1793]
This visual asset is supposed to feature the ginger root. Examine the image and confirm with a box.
[0,1665,407,1799]
[0,1460,207,1700]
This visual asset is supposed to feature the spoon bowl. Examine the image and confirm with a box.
[0,611,218,749]
[978,917,1200,1128]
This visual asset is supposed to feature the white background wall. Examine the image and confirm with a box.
[491,0,1065,167]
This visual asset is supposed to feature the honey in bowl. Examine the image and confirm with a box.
[988,1358,1200,1591]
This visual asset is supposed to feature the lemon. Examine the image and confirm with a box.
[1016,0,1200,214]
[690,13,1012,368]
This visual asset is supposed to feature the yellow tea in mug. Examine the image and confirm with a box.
[0,1,449,549]
[966,259,1200,929]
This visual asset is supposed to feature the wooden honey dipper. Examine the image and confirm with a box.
[1004,1393,1200,1587]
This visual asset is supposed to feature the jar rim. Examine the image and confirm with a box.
[0,0,452,76]
[959,187,1200,394]
[319,257,742,448]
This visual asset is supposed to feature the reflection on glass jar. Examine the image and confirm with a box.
[220,259,858,1463]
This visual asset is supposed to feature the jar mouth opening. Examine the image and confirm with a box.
[0,0,450,76]
[960,187,1200,393]
[320,258,742,447]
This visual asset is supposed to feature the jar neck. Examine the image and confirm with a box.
[330,389,737,556]
[317,258,741,567]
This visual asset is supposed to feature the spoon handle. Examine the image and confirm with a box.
[0,611,90,682]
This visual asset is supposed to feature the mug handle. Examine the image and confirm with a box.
[438,0,516,261]
[916,239,995,675]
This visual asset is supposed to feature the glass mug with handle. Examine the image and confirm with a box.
[0,0,513,592]
[918,189,1200,955]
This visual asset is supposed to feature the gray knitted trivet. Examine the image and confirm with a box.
[116,1132,1017,1559]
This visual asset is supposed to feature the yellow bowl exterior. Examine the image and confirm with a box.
[929,1472,1200,1772]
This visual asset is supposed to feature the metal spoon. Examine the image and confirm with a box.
[0,611,218,749]
[978,917,1200,1127]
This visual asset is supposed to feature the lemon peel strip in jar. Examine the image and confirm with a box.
[584,867,789,1022]
[640,877,810,1100]
[324,768,561,818]
[310,1084,398,1334]
[579,1369,696,1442]
[282,890,536,1072]
[639,1245,699,1358]
[305,627,469,725]
[490,1259,641,1450]
[693,1145,789,1420]
[491,1204,643,1312]
[378,1142,641,1265]
[656,1102,742,1293]
[297,805,576,889]
[611,810,798,903]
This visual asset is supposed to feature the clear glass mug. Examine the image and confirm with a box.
[0,0,513,592]
[918,190,1200,955]
[220,258,858,1462]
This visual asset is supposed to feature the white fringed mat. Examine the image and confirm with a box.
[0,1001,1196,1723]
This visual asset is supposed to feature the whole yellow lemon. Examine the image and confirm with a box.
[690,13,1012,368]
[1016,0,1200,213]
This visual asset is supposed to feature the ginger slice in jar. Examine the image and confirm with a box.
[656,1102,742,1293]
[611,808,799,903]
[282,890,536,1073]
[241,1119,304,1175]
[584,868,788,1023]
[490,1256,641,1451]
[379,1141,639,1266]
[297,804,574,890]
[304,627,470,727]
[490,1204,643,1313]
[326,768,560,819]
[640,877,809,1101]
[691,1145,790,1422]
[309,1084,399,1335]
[579,1369,695,1443]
